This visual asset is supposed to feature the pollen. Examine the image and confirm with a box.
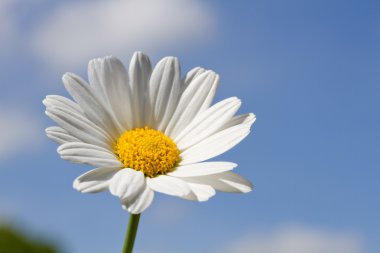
[114,127,181,178]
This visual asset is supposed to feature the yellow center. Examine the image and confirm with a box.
[114,127,181,178]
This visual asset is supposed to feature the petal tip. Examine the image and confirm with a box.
[242,181,254,193]
[62,72,71,81]
[72,179,80,191]
[132,51,149,60]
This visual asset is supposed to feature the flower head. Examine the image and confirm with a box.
[44,52,255,214]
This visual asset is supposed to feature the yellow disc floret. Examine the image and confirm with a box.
[114,127,181,178]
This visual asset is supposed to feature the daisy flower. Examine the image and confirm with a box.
[44,52,255,214]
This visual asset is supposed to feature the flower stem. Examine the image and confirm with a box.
[122,213,141,253]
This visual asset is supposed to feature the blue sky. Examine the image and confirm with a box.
[0,0,379,252]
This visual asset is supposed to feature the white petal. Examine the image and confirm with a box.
[43,95,82,113]
[109,169,145,202]
[149,57,181,131]
[183,67,207,88]
[165,70,219,138]
[129,52,152,128]
[168,162,237,177]
[175,97,241,150]
[45,126,80,144]
[122,184,154,214]
[73,167,119,193]
[182,67,218,114]
[62,73,119,139]
[45,106,112,149]
[184,172,253,193]
[43,95,111,147]
[146,175,191,197]
[181,183,215,202]
[180,124,251,165]
[222,113,256,130]
[58,142,122,168]
[88,56,133,132]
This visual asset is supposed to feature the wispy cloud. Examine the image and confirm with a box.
[0,108,42,162]
[0,0,16,51]
[30,0,216,68]
[150,198,189,225]
[221,224,363,253]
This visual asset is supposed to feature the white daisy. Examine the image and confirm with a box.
[44,52,255,214]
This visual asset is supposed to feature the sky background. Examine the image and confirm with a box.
[0,0,379,253]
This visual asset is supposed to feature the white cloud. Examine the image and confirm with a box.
[0,109,42,162]
[0,0,44,57]
[0,0,15,49]
[221,224,363,253]
[30,0,216,68]
[150,198,188,225]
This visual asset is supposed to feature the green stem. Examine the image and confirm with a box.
[122,213,141,253]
